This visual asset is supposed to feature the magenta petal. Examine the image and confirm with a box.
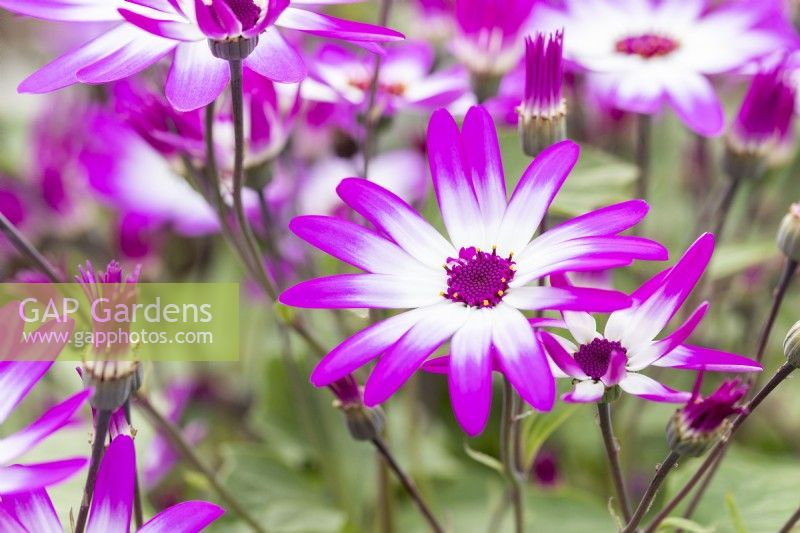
[601,350,627,386]
[562,381,605,403]
[653,344,762,373]
[427,109,482,248]
[539,331,586,379]
[0,389,90,464]
[630,303,709,370]
[0,361,54,424]
[498,140,580,253]
[618,374,691,403]
[310,309,427,386]
[336,178,455,267]
[0,458,87,494]
[275,7,404,42]
[193,0,242,38]
[86,436,135,533]
[420,355,451,375]
[504,285,631,312]
[279,274,442,309]
[492,304,555,411]
[0,0,121,21]
[244,28,306,83]
[461,106,507,232]
[118,9,203,41]
[0,302,25,360]
[166,41,230,112]
[535,199,651,247]
[139,501,224,533]
[363,307,468,406]
[0,489,62,533]
[449,314,493,436]
[0,508,24,531]
[666,72,724,137]
[75,31,175,84]
[288,215,433,276]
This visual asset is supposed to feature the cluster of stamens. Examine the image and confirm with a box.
[443,246,516,308]
[615,33,679,59]
[573,338,627,380]
[348,78,407,96]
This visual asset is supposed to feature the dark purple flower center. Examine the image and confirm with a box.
[574,339,627,380]
[615,34,679,59]
[223,0,262,30]
[444,247,515,308]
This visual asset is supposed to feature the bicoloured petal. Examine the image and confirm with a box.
[74,30,175,84]
[363,304,469,406]
[118,8,203,41]
[139,501,225,533]
[549,274,600,344]
[336,178,456,267]
[562,380,605,403]
[0,361,53,424]
[492,304,555,411]
[627,303,708,371]
[449,310,494,436]
[275,7,404,42]
[665,71,725,137]
[310,307,434,386]
[279,273,442,309]
[0,0,121,21]
[618,373,691,403]
[0,389,90,464]
[0,489,62,533]
[601,349,627,386]
[288,215,436,277]
[503,285,630,313]
[539,331,587,379]
[244,27,307,83]
[497,141,579,254]
[0,458,87,494]
[166,41,229,112]
[427,109,484,248]
[0,302,24,359]
[531,200,651,249]
[86,436,135,533]
[653,344,762,373]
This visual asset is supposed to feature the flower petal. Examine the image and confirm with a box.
[664,71,724,137]
[503,286,630,313]
[449,310,494,436]
[310,308,433,386]
[336,178,455,267]
[139,501,225,533]
[288,215,436,277]
[492,304,555,411]
[244,27,306,83]
[279,273,442,309]
[0,489,62,533]
[627,303,708,371]
[74,29,175,84]
[562,380,605,403]
[0,459,87,494]
[118,8,203,41]
[0,362,53,424]
[363,304,469,406]
[539,331,587,379]
[0,0,120,21]
[652,344,762,373]
[618,373,691,403]
[166,41,230,112]
[86,436,135,533]
[601,350,627,386]
[275,7,404,42]
[496,140,579,254]
[548,274,600,344]
[427,109,484,248]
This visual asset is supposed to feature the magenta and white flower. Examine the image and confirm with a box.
[0,435,223,532]
[538,233,762,404]
[280,105,668,435]
[535,0,793,135]
[0,303,89,494]
[304,42,470,114]
[0,0,403,111]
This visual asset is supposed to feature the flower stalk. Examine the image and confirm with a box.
[597,401,632,523]
[0,211,62,283]
[362,0,393,180]
[501,378,524,533]
[621,451,680,533]
[635,114,652,202]
[74,409,112,533]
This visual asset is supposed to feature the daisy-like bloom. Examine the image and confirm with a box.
[0,435,224,532]
[518,30,567,156]
[538,233,762,405]
[667,378,748,457]
[280,105,669,435]
[0,0,403,111]
[0,302,89,494]
[535,0,792,136]
[452,0,536,82]
[304,42,470,115]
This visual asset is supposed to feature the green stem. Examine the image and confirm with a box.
[501,379,524,533]
[622,451,680,533]
[597,402,632,523]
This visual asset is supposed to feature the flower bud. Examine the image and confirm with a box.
[517,31,567,157]
[783,320,800,368]
[329,375,385,441]
[777,203,800,262]
[666,379,747,457]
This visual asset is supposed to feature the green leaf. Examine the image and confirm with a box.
[708,241,778,280]
[463,442,504,474]
[522,403,580,465]
[656,517,715,533]
[725,492,747,533]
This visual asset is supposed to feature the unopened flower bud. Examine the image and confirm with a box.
[517,31,567,157]
[329,375,385,441]
[777,203,800,261]
[783,320,800,368]
[666,379,747,457]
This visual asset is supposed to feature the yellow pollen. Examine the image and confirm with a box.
[453,292,459,298]
[482,299,490,306]
[509,265,517,271]
[500,277,506,283]
[497,290,504,296]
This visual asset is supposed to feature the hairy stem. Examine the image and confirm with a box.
[597,402,632,523]
[74,409,112,533]
[134,393,267,533]
[622,451,680,533]
[371,436,444,533]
